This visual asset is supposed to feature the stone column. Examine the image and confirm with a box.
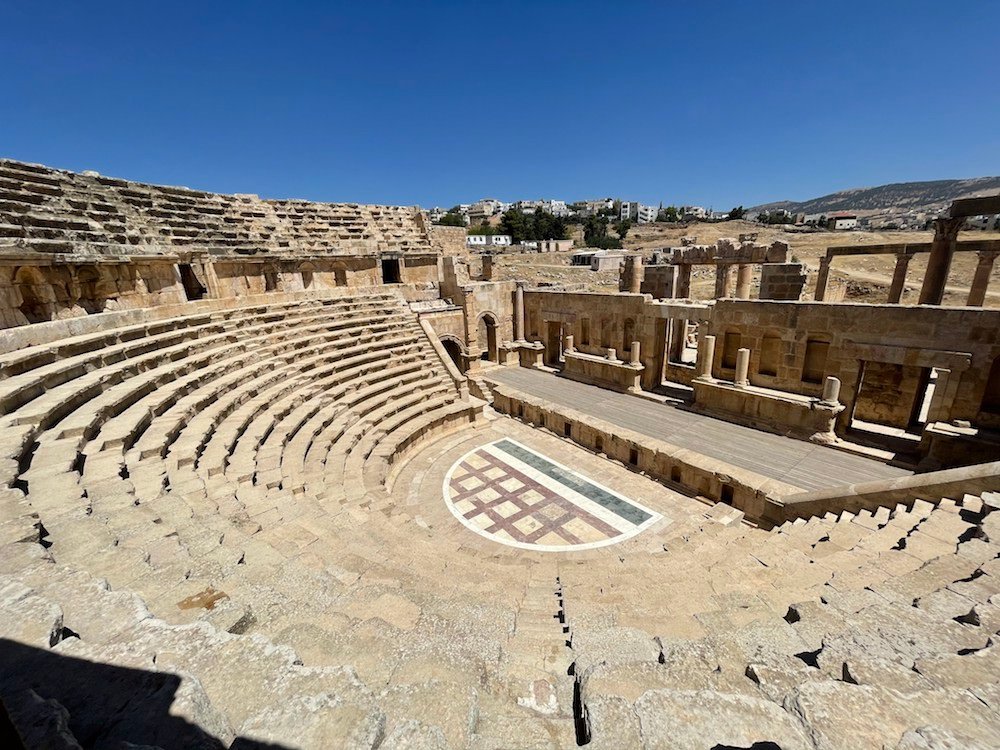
[967,250,999,307]
[734,264,753,299]
[696,334,716,380]
[606,348,618,361]
[814,256,832,301]
[514,283,525,343]
[630,340,641,365]
[714,264,734,299]
[621,254,643,293]
[821,376,841,405]
[481,254,494,281]
[734,347,750,387]
[887,251,912,304]
[919,216,964,305]
[675,264,692,298]
[564,334,575,353]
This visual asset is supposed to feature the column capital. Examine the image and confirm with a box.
[933,216,965,241]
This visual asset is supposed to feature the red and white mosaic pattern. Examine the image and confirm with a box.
[443,439,661,551]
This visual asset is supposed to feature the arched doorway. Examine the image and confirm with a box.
[478,313,499,363]
[441,338,466,373]
[300,262,315,290]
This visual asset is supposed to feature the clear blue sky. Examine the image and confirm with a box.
[3,1,998,209]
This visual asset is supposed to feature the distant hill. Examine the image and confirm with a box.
[753,177,1000,215]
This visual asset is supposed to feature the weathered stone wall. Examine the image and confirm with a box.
[640,265,677,299]
[758,263,807,301]
[0,159,448,327]
[522,290,710,389]
[707,300,1000,429]
[852,361,924,428]
[0,260,186,326]
[428,225,468,256]
[460,281,516,367]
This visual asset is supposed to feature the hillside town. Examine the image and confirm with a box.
[431,192,1000,245]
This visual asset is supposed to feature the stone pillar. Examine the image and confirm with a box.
[514,284,525,343]
[734,264,753,299]
[620,254,643,293]
[821,376,841,405]
[630,340,641,365]
[887,251,912,304]
[734,347,750,387]
[564,334,575,353]
[714,264,734,299]
[481,254,494,281]
[814,256,832,301]
[918,216,964,305]
[606,348,618,361]
[696,334,716,380]
[675,264,692,298]
[967,250,999,307]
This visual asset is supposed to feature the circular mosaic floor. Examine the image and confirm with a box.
[443,437,662,551]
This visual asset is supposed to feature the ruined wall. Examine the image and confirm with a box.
[852,362,925,428]
[707,300,1000,429]
[0,260,186,327]
[428,225,468,256]
[522,290,709,390]
[460,281,516,366]
[758,263,807,301]
[0,159,446,327]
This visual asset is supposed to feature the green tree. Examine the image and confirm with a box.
[657,205,679,222]
[500,209,531,243]
[728,206,745,220]
[435,212,465,227]
[613,219,632,240]
[467,223,497,236]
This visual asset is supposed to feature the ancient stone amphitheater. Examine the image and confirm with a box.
[1,159,998,749]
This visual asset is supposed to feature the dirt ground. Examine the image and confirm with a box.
[490,220,1000,307]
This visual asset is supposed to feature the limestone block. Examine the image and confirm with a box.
[237,692,386,750]
[634,688,812,749]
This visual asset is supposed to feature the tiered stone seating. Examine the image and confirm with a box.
[0,159,433,258]
[1,285,998,746]
[565,492,1000,749]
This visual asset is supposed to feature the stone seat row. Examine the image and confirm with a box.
[561,491,1000,748]
[0,544,465,749]
[0,296,484,640]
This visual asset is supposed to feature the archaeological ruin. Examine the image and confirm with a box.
[1,158,999,749]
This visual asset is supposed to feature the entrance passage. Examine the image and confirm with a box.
[442,339,465,372]
[478,314,498,363]
[178,264,207,301]
[381,258,402,284]
[545,321,564,367]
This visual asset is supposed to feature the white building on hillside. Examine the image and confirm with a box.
[620,202,658,224]
[466,234,512,247]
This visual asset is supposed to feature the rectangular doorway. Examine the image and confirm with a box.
[381,258,402,284]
